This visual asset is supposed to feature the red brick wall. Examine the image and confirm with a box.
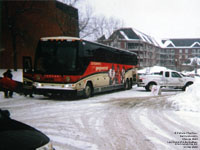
[0,1,79,69]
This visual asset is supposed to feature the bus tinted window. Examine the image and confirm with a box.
[57,45,76,71]
[93,48,114,63]
[83,41,137,65]
[35,41,78,74]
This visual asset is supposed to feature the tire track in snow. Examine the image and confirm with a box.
[113,96,200,150]
[1,93,200,150]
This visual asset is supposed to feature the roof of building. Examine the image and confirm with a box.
[162,39,200,48]
[106,27,200,49]
[108,28,160,47]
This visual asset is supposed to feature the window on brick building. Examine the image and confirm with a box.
[127,43,142,49]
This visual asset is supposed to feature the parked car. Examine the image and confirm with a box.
[0,109,54,150]
[137,70,194,91]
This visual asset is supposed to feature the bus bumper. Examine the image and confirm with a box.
[33,88,84,97]
[33,82,84,97]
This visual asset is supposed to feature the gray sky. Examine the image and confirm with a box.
[82,0,200,39]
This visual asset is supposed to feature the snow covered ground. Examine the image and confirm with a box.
[0,69,200,150]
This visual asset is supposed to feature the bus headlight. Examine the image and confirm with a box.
[33,82,42,87]
[64,84,72,88]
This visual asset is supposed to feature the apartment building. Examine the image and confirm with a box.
[98,28,200,71]
[162,39,200,71]
[98,28,161,68]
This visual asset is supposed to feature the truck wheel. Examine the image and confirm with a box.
[145,82,156,91]
[182,82,193,91]
[83,83,93,98]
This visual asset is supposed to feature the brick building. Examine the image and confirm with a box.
[98,28,200,71]
[0,1,79,69]
[98,28,161,68]
[161,39,200,71]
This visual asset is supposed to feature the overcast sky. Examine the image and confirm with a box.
[80,0,200,39]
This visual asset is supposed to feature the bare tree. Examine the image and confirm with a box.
[91,15,124,40]
[105,17,124,38]
[58,0,124,41]
[80,15,124,41]
[79,5,96,38]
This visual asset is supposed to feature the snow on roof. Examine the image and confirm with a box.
[154,37,165,48]
[162,40,176,48]
[191,42,200,48]
[118,28,161,47]
[162,39,200,48]
[116,28,200,49]
[120,31,129,40]
[134,29,153,44]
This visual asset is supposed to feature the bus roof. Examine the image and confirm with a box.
[40,36,81,41]
[40,36,137,56]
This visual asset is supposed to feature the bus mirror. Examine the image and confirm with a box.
[23,56,32,73]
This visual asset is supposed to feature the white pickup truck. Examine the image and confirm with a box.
[137,70,194,91]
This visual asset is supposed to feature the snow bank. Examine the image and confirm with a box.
[168,77,200,112]
[182,68,200,75]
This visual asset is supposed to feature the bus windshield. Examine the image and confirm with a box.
[34,40,78,74]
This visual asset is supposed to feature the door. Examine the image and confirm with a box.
[170,72,183,86]
[23,56,32,73]
[164,71,170,86]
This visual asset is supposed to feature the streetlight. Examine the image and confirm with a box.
[175,58,178,71]
[194,57,198,74]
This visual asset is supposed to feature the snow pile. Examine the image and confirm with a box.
[168,77,200,112]
[182,68,200,75]
[138,66,169,74]
[183,57,200,66]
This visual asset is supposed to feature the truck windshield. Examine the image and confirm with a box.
[34,40,78,74]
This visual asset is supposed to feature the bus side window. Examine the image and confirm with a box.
[93,47,114,63]
[84,44,93,57]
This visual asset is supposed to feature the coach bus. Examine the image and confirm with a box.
[23,36,138,98]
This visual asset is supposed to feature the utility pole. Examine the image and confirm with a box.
[0,1,2,50]
[138,39,141,68]
[195,57,198,74]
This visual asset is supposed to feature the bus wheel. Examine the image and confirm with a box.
[129,79,133,89]
[124,79,129,90]
[84,83,93,98]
